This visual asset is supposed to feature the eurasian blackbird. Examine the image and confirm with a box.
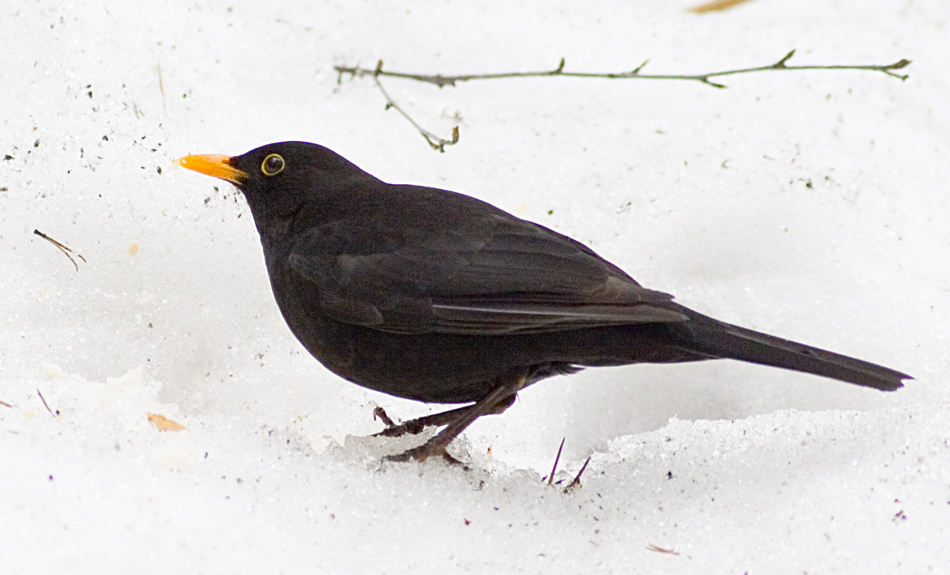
[178,141,909,461]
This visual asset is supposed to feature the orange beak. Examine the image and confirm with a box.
[177,154,248,185]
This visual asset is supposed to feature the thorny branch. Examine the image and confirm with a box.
[334,51,911,151]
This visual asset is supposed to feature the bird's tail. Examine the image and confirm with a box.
[672,311,909,391]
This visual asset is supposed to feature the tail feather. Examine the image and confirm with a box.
[675,312,910,391]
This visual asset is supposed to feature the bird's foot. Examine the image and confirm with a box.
[373,403,478,438]
[372,406,395,427]
[373,406,427,437]
[384,442,465,467]
[379,379,523,467]
[376,418,428,438]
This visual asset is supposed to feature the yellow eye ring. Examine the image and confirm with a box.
[261,154,285,176]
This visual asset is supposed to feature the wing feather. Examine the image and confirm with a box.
[288,212,686,334]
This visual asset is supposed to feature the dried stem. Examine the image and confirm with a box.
[370,61,459,152]
[646,544,681,555]
[334,51,911,151]
[34,229,85,271]
[544,438,566,485]
[689,0,757,13]
[36,389,55,416]
[564,456,591,492]
[337,51,910,89]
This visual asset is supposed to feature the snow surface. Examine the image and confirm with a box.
[2,0,949,572]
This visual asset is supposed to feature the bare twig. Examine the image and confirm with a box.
[334,52,910,151]
[335,51,910,90]
[36,389,55,416]
[543,438,566,485]
[0,400,12,408]
[34,229,85,271]
[367,60,459,152]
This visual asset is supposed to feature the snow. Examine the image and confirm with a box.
[2,0,948,572]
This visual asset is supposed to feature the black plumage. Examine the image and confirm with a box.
[178,141,909,461]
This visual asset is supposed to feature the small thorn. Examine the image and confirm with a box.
[545,438,566,485]
[564,456,591,492]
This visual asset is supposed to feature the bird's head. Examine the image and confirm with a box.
[177,141,374,225]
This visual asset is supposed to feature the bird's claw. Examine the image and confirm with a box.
[384,444,465,467]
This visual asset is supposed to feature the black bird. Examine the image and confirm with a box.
[178,141,909,461]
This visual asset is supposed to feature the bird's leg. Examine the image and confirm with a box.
[375,404,479,437]
[384,375,525,462]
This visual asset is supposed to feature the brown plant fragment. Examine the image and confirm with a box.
[689,0,756,13]
[147,413,187,432]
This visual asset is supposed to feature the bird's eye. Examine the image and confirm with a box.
[261,154,285,176]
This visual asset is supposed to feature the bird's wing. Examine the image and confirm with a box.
[288,214,687,335]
